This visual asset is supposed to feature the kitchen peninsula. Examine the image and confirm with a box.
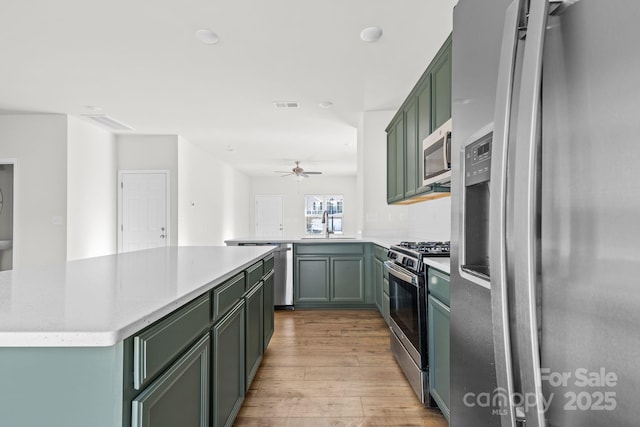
[0,245,276,427]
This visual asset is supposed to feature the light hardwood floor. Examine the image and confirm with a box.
[233,310,448,427]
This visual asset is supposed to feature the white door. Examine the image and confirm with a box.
[255,195,283,238]
[119,172,169,252]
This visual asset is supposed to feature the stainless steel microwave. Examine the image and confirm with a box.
[422,118,452,187]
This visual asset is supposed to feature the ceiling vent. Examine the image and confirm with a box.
[82,114,133,131]
[273,101,300,109]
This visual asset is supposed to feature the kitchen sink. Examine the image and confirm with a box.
[300,236,357,240]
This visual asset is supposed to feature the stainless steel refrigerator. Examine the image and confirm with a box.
[451,1,640,426]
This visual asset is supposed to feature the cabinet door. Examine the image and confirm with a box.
[212,300,245,427]
[404,99,418,198]
[431,40,452,130]
[330,257,364,303]
[416,78,433,195]
[295,256,330,303]
[373,257,383,312]
[245,282,264,390]
[132,334,209,427]
[387,126,397,202]
[387,117,405,203]
[428,294,450,421]
[394,118,405,200]
[263,270,275,350]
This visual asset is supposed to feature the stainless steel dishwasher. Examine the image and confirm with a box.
[237,243,293,309]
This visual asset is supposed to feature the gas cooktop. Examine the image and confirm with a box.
[395,241,451,257]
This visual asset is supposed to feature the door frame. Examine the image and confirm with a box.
[117,170,171,253]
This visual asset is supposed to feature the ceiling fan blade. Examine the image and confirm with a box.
[304,171,322,174]
[279,173,294,177]
[274,171,292,173]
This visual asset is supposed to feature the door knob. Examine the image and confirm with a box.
[160,234,166,239]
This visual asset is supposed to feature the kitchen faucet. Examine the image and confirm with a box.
[321,210,332,238]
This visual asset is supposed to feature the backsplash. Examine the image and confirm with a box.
[407,196,451,241]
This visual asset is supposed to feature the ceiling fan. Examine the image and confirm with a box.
[275,161,322,179]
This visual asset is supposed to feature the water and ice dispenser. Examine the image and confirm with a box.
[462,132,493,279]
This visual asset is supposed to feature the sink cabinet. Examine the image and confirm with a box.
[294,243,374,308]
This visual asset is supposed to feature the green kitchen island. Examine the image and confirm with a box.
[0,245,276,427]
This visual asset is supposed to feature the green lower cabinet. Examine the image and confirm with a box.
[330,257,364,303]
[295,256,330,303]
[245,281,264,390]
[263,270,275,350]
[212,300,245,427]
[428,294,450,421]
[373,257,383,312]
[131,334,209,427]
[382,290,390,325]
[295,256,369,307]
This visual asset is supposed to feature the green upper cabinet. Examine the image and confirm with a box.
[387,117,405,203]
[431,37,452,130]
[387,33,452,205]
[416,78,432,195]
[404,98,418,198]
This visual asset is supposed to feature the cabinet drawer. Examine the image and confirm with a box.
[133,293,211,390]
[296,243,364,256]
[246,261,264,289]
[212,273,246,322]
[428,268,450,306]
[374,244,388,261]
[263,254,275,274]
[132,334,210,427]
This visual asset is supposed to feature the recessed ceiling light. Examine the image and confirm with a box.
[360,26,383,43]
[318,101,333,109]
[81,114,133,131]
[196,29,219,45]
[273,101,300,109]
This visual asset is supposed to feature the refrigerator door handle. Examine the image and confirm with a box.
[490,1,521,426]
[513,0,550,426]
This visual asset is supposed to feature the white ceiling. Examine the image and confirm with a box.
[0,0,453,177]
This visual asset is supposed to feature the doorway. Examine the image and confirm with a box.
[255,195,284,238]
[0,161,15,271]
[118,171,170,253]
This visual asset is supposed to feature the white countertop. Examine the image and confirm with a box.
[423,257,451,274]
[225,235,397,249]
[225,236,451,274]
[0,246,273,348]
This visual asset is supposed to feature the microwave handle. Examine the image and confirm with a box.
[444,131,452,168]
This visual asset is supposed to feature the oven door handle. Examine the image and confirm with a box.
[384,261,418,286]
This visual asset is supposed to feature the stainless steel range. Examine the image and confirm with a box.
[385,241,450,405]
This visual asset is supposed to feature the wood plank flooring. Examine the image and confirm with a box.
[234,310,448,427]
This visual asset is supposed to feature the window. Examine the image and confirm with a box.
[304,194,344,235]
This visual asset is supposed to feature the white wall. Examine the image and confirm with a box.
[178,138,250,245]
[249,175,358,238]
[67,116,117,260]
[0,114,68,268]
[117,135,179,246]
